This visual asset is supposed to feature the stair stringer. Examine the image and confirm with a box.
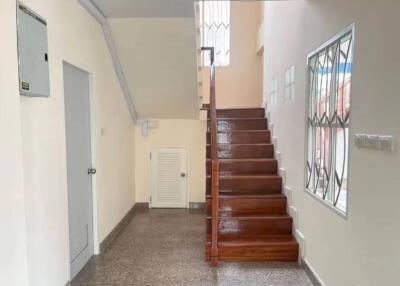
[266,110,306,261]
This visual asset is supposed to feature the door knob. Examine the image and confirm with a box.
[181,172,186,178]
[88,168,97,175]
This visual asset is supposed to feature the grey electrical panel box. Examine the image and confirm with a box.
[17,4,50,97]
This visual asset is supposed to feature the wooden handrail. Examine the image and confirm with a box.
[201,47,219,267]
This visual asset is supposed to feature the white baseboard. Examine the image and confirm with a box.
[301,258,325,286]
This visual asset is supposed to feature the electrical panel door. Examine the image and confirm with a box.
[17,4,50,97]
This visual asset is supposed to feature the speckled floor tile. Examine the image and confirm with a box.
[71,209,313,286]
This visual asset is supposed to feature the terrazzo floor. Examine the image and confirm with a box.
[71,208,313,286]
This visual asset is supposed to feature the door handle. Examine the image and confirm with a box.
[88,168,97,175]
[180,172,186,178]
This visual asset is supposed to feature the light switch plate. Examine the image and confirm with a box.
[354,134,366,147]
[379,136,394,151]
[365,135,380,149]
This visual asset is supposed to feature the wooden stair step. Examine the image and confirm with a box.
[208,118,268,131]
[206,215,293,237]
[201,103,210,110]
[206,143,274,159]
[207,130,271,144]
[206,235,299,262]
[208,108,265,119]
[206,158,278,175]
[207,175,282,195]
[206,194,287,216]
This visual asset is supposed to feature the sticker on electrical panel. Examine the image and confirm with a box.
[21,82,30,91]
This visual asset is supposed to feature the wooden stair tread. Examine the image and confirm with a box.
[207,143,274,146]
[207,235,298,245]
[206,194,285,199]
[207,215,290,220]
[206,144,275,159]
[207,174,280,177]
[206,158,277,162]
[217,174,281,179]
[208,118,267,121]
[207,130,270,133]
[216,107,265,110]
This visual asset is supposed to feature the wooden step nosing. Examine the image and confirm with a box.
[207,130,271,134]
[215,107,265,110]
[208,158,278,161]
[207,143,274,146]
[209,158,278,162]
[218,194,286,199]
[206,194,286,199]
[205,241,299,247]
[208,118,268,121]
[206,196,286,201]
[218,175,282,179]
[206,215,291,220]
[217,238,298,246]
[207,174,281,178]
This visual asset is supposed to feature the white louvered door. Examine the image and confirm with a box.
[151,148,187,208]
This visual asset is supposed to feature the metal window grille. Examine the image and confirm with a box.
[199,0,230,66]
[306,26,354,214]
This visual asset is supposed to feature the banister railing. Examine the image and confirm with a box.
[201,47,219,267]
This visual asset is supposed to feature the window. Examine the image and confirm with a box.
[306,25,354,214]
[199,1,230,66]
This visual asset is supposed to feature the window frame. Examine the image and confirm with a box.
[199,0,231,67]
[304,24,355,218]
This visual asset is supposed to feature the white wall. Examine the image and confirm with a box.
[263,1,400,285]
[0,1,29,285]
[134,119,206,203]
[1,0,136,285]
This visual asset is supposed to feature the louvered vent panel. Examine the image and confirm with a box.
[157,152,181,203]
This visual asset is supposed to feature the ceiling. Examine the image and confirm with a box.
[92,0,195,18]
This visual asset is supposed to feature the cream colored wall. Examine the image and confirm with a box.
[109,17,199,119]
[1,0,135,285]
[263,1,400,285]
[135,119,206,203]
[0,1,29,285]
[202,1,263,108]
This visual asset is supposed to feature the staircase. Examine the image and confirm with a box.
[205,107,299,262]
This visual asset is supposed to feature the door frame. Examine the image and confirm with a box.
[149,146,189,208]
[62,60,99,281]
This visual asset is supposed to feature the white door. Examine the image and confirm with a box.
[63,62,94,279]
[151,148,187,208]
